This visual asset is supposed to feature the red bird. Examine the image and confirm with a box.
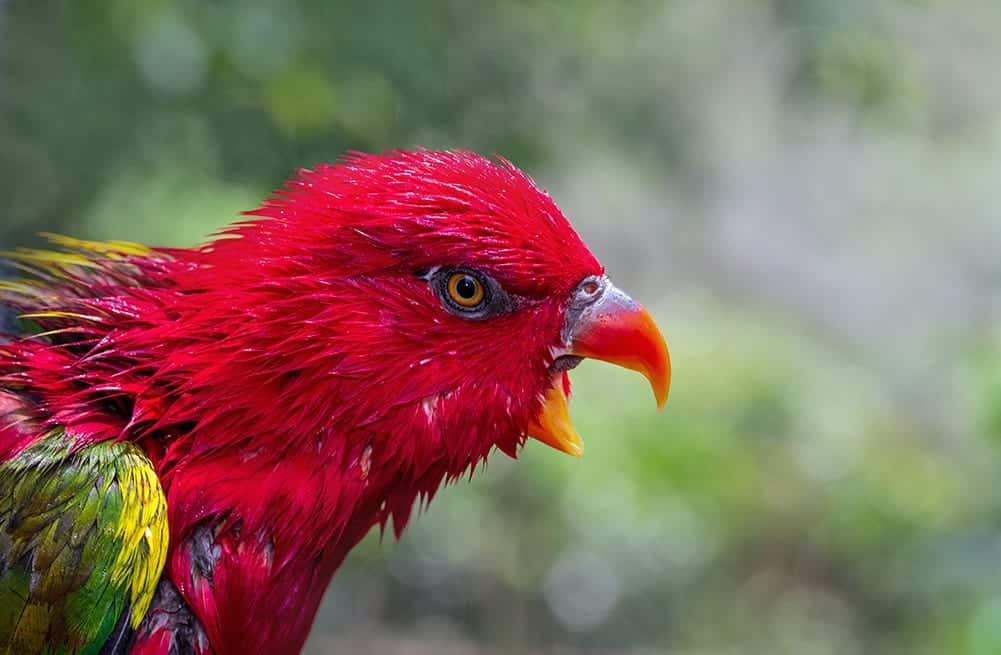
[0,150,669,654]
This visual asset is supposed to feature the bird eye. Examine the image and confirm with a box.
[446,272,485,308]
[428,267,512,319]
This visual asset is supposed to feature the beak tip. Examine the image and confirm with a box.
[656,374,670,410]
[645,356,670,412]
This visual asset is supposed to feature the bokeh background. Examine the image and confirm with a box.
[3,1,1001,653]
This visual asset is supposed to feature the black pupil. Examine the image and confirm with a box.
[456,276,478,299]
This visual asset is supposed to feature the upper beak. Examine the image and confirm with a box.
[527,281,671,456]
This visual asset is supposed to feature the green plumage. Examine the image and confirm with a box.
[0,429,168,655]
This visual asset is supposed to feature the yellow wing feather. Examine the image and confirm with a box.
[112,459,170,627]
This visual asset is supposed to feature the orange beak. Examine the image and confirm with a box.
[527,282,671,456]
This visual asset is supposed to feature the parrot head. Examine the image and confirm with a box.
[199,150,670,477]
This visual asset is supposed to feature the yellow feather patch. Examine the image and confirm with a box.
[0,248,100,268]
[25,327,89,340]
[0,234,151,289]
[17,311,103,322]
[0,280,32,292]
[38,233,153,258]
[110,447,170,628]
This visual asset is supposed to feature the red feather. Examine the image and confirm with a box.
[0,150,602,653]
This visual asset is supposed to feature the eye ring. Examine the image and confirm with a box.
[446,272,485,308]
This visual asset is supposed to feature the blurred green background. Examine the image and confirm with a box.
[3,1,1001,653]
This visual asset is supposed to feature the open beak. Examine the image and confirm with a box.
[528,281,670,456]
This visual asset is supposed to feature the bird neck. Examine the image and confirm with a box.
[158,436,445,655]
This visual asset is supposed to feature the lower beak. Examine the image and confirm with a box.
[528,283,671,456]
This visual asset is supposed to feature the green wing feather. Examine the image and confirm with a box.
[0,428,169,655]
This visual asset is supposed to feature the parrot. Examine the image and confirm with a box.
[0,149,670,655]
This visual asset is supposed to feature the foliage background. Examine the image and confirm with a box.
[3,1,1001,653]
